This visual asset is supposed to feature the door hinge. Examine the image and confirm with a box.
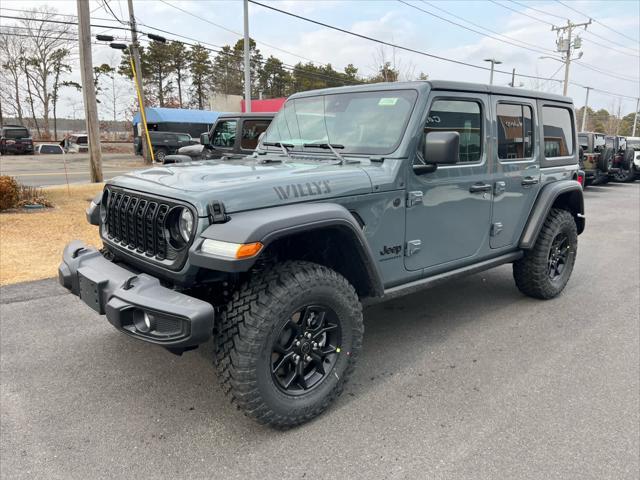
[491,222,503,236]
[406,239,422,256]
[407,191,423,208]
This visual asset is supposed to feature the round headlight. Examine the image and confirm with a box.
[100,189,109,224]
[179,208,194,242]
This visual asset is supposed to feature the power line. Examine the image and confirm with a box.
[156,0,331,67]
[420,0,557,54]
[581,36,639,58]
[573,60,639,83]
[489,0,554,26]
[398,0,559,57]
[508,0,567,21]
[100,0,127,26]
[249,0,570,82]
[555,0,640,44]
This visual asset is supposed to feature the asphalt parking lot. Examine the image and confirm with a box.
[1,182,638,480]
[0,153,142,187]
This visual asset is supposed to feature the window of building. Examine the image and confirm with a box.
[542,106,574,157]
[423,99,482,163]
[241,120,271,150]
[211,120,237,148]
[497,103,533,159]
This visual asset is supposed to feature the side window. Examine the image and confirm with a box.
[177,134,190,142]
[211,120,238,148]
[423,99,482,163]
[497,103,533,160]
[241,120,271,150]
[542,106,574,158]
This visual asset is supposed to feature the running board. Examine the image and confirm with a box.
[365,251,523,305]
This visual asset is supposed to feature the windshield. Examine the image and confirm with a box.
[578,134,588,147]
[4,128,29,139]
[263,89,418,155]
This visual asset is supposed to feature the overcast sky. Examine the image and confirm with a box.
[2,0,638,119]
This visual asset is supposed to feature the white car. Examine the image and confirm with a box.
[626,137,640,170]
[65,134,89,153]
[35,144,64,155]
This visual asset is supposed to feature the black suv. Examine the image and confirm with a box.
[134,131,198,162]
[0,125,33,155]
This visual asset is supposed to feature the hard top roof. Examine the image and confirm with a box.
[289,80,572,104]
[217,112,275,119]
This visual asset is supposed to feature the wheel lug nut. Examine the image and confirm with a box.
[293,354,300,362]
[305,355,312,362]
[312,342,317,349]
[295,340,301,346]
[305,332,312,339]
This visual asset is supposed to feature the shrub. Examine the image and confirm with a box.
[17,184,53,208]
[0,176,20,210]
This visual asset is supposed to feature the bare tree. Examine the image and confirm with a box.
[19,7,75,138]
[0,27,26,124]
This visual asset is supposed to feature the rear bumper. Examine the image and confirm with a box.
[58,240,214,348]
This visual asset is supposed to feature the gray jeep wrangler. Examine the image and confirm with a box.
[59,81,585,428]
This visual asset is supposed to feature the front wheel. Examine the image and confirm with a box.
[154,147,167,163]
[513,208,578,299]
[215,261,363,428]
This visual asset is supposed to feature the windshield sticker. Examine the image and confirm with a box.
[378,97,399,106]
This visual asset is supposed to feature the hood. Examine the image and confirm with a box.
[108,156,373,216]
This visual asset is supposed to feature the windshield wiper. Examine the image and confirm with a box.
[262,141,293,158]
[303,143,346,163]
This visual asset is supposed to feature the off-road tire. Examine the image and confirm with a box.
[215,261,363,429]
[513,208,577,300]
[591,170,609,185]
[613,149,636,182]
[597,147,613,172]
[154,147,167,163]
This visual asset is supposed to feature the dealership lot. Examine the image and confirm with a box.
[0,153,142,187]
[1,183,638,479]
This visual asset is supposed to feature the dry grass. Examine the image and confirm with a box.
[0,183,103,286]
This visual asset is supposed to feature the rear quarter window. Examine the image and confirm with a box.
[542,106,574,158]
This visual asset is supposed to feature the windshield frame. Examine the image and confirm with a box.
[262,88,419,156]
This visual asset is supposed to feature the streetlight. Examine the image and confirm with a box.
[483,58,502,85]
[96,33,166,163]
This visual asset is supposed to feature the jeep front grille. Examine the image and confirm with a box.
[104,189,178,261]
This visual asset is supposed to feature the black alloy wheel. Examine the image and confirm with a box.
[271,305,342,395]
[547,233,570,282]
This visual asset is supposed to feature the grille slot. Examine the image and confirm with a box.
[104,189,184,262]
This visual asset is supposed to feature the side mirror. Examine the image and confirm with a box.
[414,131,460,175]
[200,132,210,146]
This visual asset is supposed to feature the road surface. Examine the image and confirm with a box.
[1,182,638,479]
[0,153,144,186]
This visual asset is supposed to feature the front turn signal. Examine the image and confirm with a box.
[201,239,263,259]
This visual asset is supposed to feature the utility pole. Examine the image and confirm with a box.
[243,0,252,112]
[632,98,639,137]
[484,58,502,85]
[510,68,515,87]
[127,0,151,164]
[552,19,591,96]
[77,0,103,182]
[581,86,591,132]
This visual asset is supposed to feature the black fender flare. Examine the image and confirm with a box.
[189,202,384,297]
[519,180,585,249]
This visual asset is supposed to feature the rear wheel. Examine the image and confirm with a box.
[215,261,363,428]
[513,208,577,300]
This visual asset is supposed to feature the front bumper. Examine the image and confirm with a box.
[58,240,214,348]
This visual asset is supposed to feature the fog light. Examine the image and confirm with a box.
[133,310,154,333]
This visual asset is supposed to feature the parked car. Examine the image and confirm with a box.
[60,81,584,428]
[165,113,274,163]
[62,133,89,153]
[35,144,64,155]
[134,131,198,162]
[607,135,636,182]
[0,125,34,155]
[578,131,608,185]
[623,136,640,181]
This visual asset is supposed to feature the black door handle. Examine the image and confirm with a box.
[521,176,539,186]
[469,183,492,193]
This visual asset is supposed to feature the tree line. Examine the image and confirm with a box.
[116,38,412,110]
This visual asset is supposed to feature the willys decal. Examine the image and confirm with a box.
[273,181,331,200]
